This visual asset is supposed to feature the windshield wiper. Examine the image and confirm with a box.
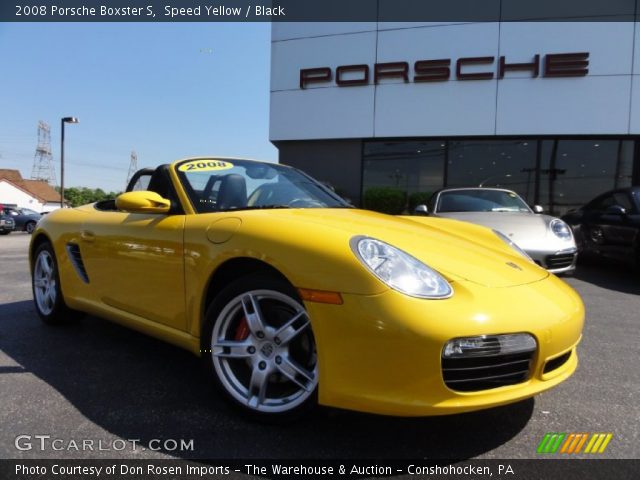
[219,205,292,212]
[218,204,354,212]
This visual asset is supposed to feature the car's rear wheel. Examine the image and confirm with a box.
[25,221,36,234]
[32,242,81,324]
[203,273,318,421]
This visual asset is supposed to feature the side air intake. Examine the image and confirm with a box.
[66,243,90,284]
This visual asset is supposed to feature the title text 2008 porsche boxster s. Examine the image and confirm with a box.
[30,157,584,420]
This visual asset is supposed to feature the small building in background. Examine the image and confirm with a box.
[0,169,63,213]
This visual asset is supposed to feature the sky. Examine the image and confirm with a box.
[0,22,276,192]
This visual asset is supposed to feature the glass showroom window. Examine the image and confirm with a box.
[447,140,538,205]
[362,141,445,213]
[539,140,635,216]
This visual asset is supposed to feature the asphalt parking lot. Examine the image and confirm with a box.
[1,233,638,460]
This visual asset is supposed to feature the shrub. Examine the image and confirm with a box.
[363,187,406,214]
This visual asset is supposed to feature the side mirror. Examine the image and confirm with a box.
[605,205,626,216]
[533,205,544,214]
[414,204,429,215]
[116,191,170,214]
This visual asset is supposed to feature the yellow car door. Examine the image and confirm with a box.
[79,209,187,331]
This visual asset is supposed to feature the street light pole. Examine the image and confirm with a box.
[60,117,79,208]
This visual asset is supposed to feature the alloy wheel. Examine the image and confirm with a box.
[33,250,57,315]
[211,290,317,413]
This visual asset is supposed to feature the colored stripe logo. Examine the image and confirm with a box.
[537,433,613,454]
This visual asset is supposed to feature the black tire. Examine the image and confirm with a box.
[31,242,83,324]
[25,221,36,234]
[202,272,318,422]
[0,231,10,235]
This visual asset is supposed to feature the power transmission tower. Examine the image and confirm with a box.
[31,121,57,186]
[126,150,138,188]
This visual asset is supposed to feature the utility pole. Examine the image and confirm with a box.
[30,121,57,186]
[126,150,138,188]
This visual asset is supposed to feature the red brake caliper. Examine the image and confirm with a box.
[234,316,250,341]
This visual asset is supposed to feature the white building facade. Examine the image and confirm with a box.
[270,22,640,213]
[0,171,62,213]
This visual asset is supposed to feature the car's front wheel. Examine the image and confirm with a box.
[25,221,36,234]
[203,273,318,421]
[32,242,81,324]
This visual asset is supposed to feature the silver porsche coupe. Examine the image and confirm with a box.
[418,188,577,274]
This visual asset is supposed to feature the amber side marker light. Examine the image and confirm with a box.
[298,288,343,305]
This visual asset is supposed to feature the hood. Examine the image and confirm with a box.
[252,209,548,288]
[435,212,551,248]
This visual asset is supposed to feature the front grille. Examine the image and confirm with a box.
[66,243,90,283]
[543,351,572,374]
[545,252,575,269]
[443,352,534,391]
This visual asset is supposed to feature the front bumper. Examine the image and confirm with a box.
[0,222,15,232]
[305,274,584,416]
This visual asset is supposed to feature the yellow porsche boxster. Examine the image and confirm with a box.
[30,157,584,420]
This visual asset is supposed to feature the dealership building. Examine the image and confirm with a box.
[269,21,640,214]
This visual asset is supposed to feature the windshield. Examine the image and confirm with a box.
[175,159,350,213]
[437,189,531,213]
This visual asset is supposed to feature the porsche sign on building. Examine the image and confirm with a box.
[269,22,640,213]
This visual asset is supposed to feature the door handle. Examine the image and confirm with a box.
[80,230,95,243]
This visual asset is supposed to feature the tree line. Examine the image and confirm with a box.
[57,187,122,208]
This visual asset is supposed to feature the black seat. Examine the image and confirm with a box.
[216,174,247,210]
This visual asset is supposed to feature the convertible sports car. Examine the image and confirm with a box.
[419,188,578,274]
[30,157,584,420]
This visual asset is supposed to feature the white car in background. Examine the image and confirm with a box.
[416,188,577,274]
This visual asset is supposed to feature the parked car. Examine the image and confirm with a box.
[2,206,41,234]
[417,187,577,274]
[30,158,584,420]
[562,186,640,268]
[0,211,15,235]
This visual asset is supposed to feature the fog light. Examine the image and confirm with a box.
[443,334,536,358]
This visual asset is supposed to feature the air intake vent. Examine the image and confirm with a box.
[66,243,89,284]
[545,253,575,270]
[543,351,572,374]
[442,334,536,392]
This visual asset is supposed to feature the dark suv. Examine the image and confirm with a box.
[2,207,41,234]
[0,211,15,235]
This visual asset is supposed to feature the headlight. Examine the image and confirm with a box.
[550,219,572,240]
[350,236,452,299]
[493,230,533,262]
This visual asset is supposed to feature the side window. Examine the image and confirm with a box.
[587,193,633,212]
[130,174,151,192]
[586,194,615,211]
[612,193,634,212]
